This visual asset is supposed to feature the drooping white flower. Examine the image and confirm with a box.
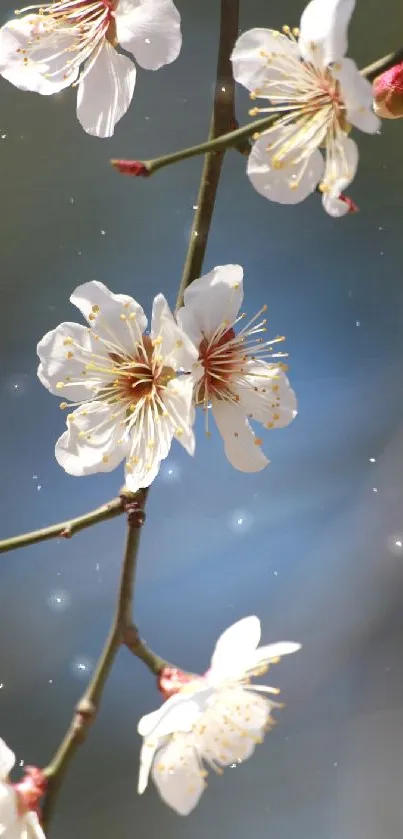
[138,616,301,815]
[0,0,181,137]
[231,0,380,216]
[176,264,297,472]
[0,738,45,839]
[37,281,198,491]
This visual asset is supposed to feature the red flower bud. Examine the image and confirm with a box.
[373,62,403,119]
[157,666,196,701]
[14,766,47,816]
[111,159,150,177]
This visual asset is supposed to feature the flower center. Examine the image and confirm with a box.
[106,337,175,411]
[16,0,119,81]
[196,327,242,404]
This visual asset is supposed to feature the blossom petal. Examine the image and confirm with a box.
[37,322,102,401]
[162,376,196,456]
[210,616,261,681]
[231,28,300,92]
[199,687,270,766]
[0,740,15,781]
[151,734,205,815]
[236,363,298,429]
[70,280,147,356]
[332,57,381,133]
[212,399,269,472]
[76,40,136,137]
[322,134,358,216]
[248,131,324,205]
[24,812,46,839]
[0,15,78,94]
[0,784,18,835]
[115,0,181,70]
[55,402,129,476]
[177,265,244,345]
[250,641,302,670]
[138,696,202,739]
[151,294,198,371]
[299,0,355,66]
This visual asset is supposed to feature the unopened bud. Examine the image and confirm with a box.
[157,666,196,700]
[111,159,150,176]
[338,193,359,214]
[14,766,47,816]
[373,62,403,119]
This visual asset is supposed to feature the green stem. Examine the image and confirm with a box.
[0,496,126,554]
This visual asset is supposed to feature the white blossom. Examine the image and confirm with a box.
[176,264,297,472]
[138,616,301,815]
[0,0,181,137]
[231,0,380,215]
[37,281,197,491]
[0,739,45,839]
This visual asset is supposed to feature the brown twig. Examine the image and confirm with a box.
[363,46,403,82]
[41,489,165,830]
[0,496,126,554]
[174,0,240,310]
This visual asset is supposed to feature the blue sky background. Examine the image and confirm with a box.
[1,0,403,836]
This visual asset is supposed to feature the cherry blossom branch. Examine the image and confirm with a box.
[0,495,126,554]
[41,489,166,831]
[112,47,403,184]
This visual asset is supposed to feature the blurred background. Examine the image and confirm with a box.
[1,0,403,836]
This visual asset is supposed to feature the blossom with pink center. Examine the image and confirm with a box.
[176,264,297,472]
[0,738,46,839]
[137,616,301,815]
[0,0,181,137]
[231,0,380,217]
[37,280,198,491]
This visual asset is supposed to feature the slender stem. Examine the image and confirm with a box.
[41,490,160,830]
[0,496,126,555]
[113,45,403,186]
[362,46,403,82]
[175,0,240,310]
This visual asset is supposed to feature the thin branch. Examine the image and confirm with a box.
[0,496,126,555]
[41,489,164,830]
[174,0,240,310]
[362,46,403,82]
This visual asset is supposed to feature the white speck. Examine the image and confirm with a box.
[100,229,106,236]
[369,457,376,463]
[145,37,151,44]
[48,679,53,684]
[387,534,403,556]
[1,134,7,140]
[77,250,82,256]
[144,115,150,121]
[380,251,384,256]
[221,86,226,92]
[333,762,338,768]
[273,570,278,576]
[71,656,94,680]
[32,474,38,480]
[378,226,383,231]
[356,320,361,327]
[47,589,70,612]
[19,760,24,767]
[95,563,100,572]
[192,204,198,210]
[37,484,42,491]
[194,230,199,237]
[69,196,74,204]
[372,487,378,493]
[0,684,4,690]
[228,509,253,533]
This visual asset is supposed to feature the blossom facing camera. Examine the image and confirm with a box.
[231,0,380,216]
[373,63,403,119]
[37,281,198,492]
[0,738,46,839]
[0,0,181,137]
[176,264,297,472]
[137,616,301,815]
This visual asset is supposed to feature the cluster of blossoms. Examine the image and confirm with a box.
[37,266,298,490]
[0,0,392,214]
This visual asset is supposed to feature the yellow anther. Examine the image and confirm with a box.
[59,402,68,410]
[292,27,300,36]
[152,336,163,346]
[266,421,274,429]
[92,304,100,313]
[175,339,183,348]
[249,107,259,117]
[56,381,65,390]
[102,454,109,463]
[282,24,290,34]
[88,313,95,321]
[120,313,127,321]
[67,414,75,422]
[254,437,263,446]
[272,157,285,170]
[66,351,74,359]
[63,337,73,346]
